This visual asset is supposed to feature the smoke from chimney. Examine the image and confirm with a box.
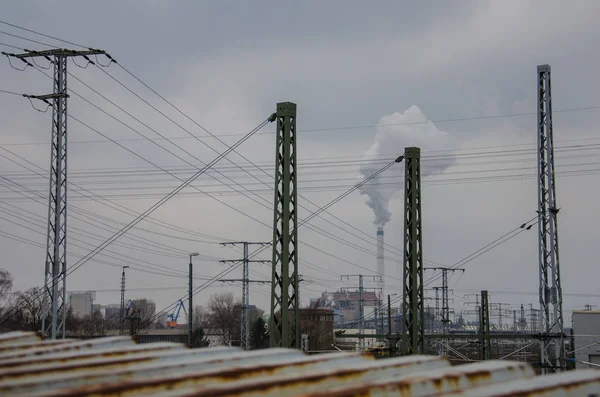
[359,105,454,226]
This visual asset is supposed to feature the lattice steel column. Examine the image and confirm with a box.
[402,147,424,354]
[359,275,364,349]
[480,290,491,360]
[120,265,128,336]
[4,48,109,339]
[220,241,270,350]
[41,54,68,340]
[270,102,300,348]
[537,64,565,372]
[241,242,249,348]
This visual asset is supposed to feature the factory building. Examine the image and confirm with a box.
[572,310,600,368]
[68,291,96,318]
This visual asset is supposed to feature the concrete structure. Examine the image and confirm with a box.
[68,291,95,318]
[572,310,600,369]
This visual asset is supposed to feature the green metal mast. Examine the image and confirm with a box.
[402,147,424,354]
[270,102,300,348]
[480,290,491,360]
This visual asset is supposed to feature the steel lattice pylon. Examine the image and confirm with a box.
[480,290,491,360]
[270,102,299,348]
[41,55,69,340]
[402,146,424,354]
[220,241,269,350]
[4,48,109,339]
[536,64,565,372]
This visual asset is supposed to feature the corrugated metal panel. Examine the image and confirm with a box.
[439,369,600,396]
[0,331,597,397]
[0,336,132,361]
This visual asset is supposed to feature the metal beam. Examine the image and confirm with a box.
[402,146,424,354]
[270,102,299,348]
[536,64,565,372]
[480,290,491,360]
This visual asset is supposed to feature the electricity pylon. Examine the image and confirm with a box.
[536,64,565,372]
[480,290,491,360]
[2,47,110,339]
[270,102,300,348]
[220,241,270,350]
[402,147,424,355]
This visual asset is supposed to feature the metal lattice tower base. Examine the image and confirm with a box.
[402,147,424,355]
[270,102,300,349]
[537,64,565,372]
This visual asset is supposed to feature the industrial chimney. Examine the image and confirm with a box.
[376,226,384,301]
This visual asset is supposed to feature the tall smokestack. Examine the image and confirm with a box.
[376,226,384,301]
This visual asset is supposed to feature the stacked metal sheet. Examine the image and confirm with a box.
[0,331,598,396]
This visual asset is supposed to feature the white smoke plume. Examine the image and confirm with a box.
[359,105,454,226]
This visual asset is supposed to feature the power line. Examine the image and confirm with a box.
[0,88,22,96]
[0,147,231,251]
[0,116,273,325]
[0,20,89,49]
[7,60,422,275]
[338,217,539,331]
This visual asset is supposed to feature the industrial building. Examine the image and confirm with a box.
[299,308,334,351]
[68,291,96,318]
[310,290,381,324]
[572,310,600,369]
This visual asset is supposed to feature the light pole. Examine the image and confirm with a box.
[189,252,199,347]
[120,266,129,336]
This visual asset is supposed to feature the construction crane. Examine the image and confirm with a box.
[166,300,187,328]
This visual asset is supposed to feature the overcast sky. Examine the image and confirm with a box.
[0,1,599,326]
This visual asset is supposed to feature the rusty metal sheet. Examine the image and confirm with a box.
[0,331,39,346]
[298,360,535,397]
[0,341,185,378]
[0,333,595,397]
[439,368,600,396]
[0,336,133,361]
[1,347,305,395]
[12,350,364,396]
[153,354,450,397]
[0,339,70,355]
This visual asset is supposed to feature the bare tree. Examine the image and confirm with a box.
[132,298,156,327]
[0,269,12,303]
[3,287,44,332]
[74,310,107,339]
[206,292,241,345]
[193,305,207,329]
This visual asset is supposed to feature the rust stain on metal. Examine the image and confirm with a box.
[0,333,595,397]
[163,356,448,397]
[32,352,362,396]
[301,361,534,397]
[440,369,600,397]
[0,342,180,372]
